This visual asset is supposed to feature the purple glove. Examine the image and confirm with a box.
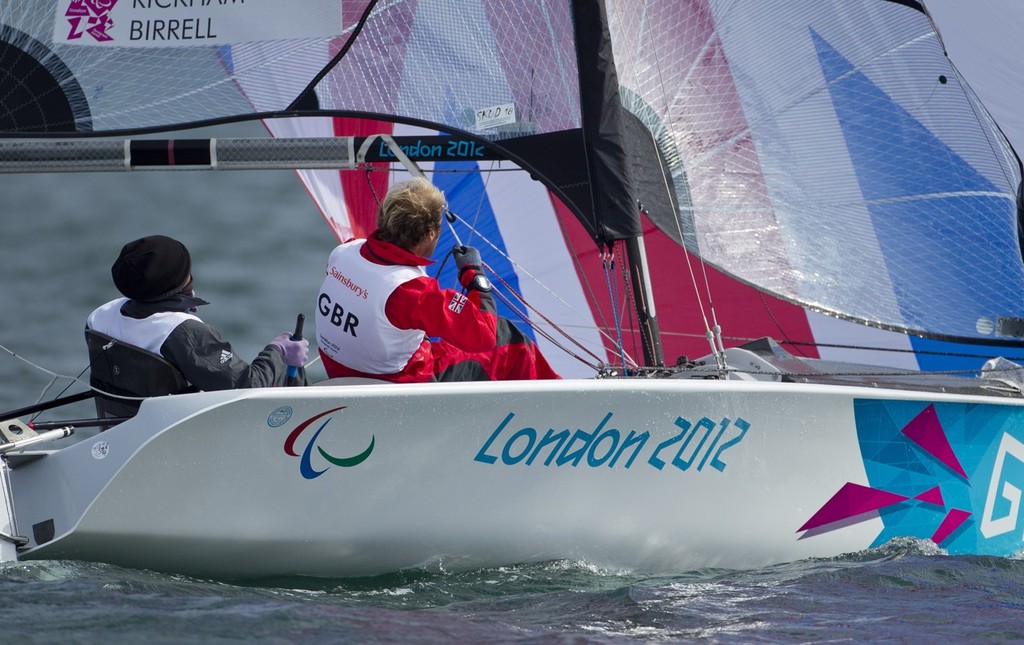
[270,332,309,368]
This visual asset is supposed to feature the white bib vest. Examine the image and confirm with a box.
[87,297,201,355]
[316,240,426,374]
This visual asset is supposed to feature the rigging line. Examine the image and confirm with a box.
[602,251,631,369]
[658,326,1024,363]
[460,157,602,364]
[30,363,91,423]
[0,342,79,387]
[678,222,716,347]
[481,259,606,368]
[285,0,379,111]
[652,326,1024,360]
[465,159,499,247]
[405,163,626,368]
[486,278,601,371]
[608,4,718,349]
[365,165,382,207]
[446,206,636,364]
[775,337,1019,361]
[679,208,726,358]
[773,366,1003,378]
[756,291,813,358]
[2,338,324,411]
[0,342,124,407]
[481,255,604,363]
[32,376,60,407]
[442,222,575,366]
[628,9,729,367]
[616,241,642,363]
[547,203,621,355]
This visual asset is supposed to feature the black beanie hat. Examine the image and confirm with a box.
[111,235,191,302]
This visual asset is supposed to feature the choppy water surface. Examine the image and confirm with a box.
[2,542,1023,643]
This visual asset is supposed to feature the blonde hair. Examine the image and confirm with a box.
[376,178,446,250]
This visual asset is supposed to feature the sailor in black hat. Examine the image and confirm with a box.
[87,235,308,397]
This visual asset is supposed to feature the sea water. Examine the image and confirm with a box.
[0,124,1022,642]
[2,544,1023,642]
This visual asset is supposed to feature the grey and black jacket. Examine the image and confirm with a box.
[87,294,292,391]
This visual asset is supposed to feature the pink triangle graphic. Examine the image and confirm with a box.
[931,508,971,544]
[914,485,944,506]
[799,482,909,532]
[901,404,968,479]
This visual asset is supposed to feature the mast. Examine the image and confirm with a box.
[571,0,664,367]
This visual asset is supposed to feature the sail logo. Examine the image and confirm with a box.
[980,433,1024,539]
[64,0,118,42]
[475,412,749,472]
[281,406,375,480]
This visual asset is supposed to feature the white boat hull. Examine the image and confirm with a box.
[5,378,1023,578]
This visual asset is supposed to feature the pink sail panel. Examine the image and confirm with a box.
[552,197,819,365]
[334,117,394,240]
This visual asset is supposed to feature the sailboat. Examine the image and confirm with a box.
[2,0,1024,578]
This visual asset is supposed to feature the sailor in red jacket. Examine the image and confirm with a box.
[315,177,559,382]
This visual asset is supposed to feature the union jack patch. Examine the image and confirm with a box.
[448,292,467,313]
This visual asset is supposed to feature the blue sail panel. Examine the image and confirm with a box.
[430,163,537,343]
[812,29,1024,342]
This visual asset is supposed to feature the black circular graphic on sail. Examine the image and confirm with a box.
[0,25,92,134]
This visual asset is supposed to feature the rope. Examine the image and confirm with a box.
[443,205,637,366]
[602,250,630,370]
[0,342,143,413]
[483,260,605,369]
[615,241,641,365]
[0,341,321,419]
[757,292,813,358]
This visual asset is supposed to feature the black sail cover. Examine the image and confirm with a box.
[567,0,640,242]
[0,0,1023,349]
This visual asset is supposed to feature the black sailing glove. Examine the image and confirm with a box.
[453,245,491,292]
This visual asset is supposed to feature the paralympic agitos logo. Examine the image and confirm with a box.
[280,406,375,479]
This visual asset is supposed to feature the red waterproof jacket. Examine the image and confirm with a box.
[317,233,497,382]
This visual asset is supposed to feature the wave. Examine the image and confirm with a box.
[4,548,1023,642]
